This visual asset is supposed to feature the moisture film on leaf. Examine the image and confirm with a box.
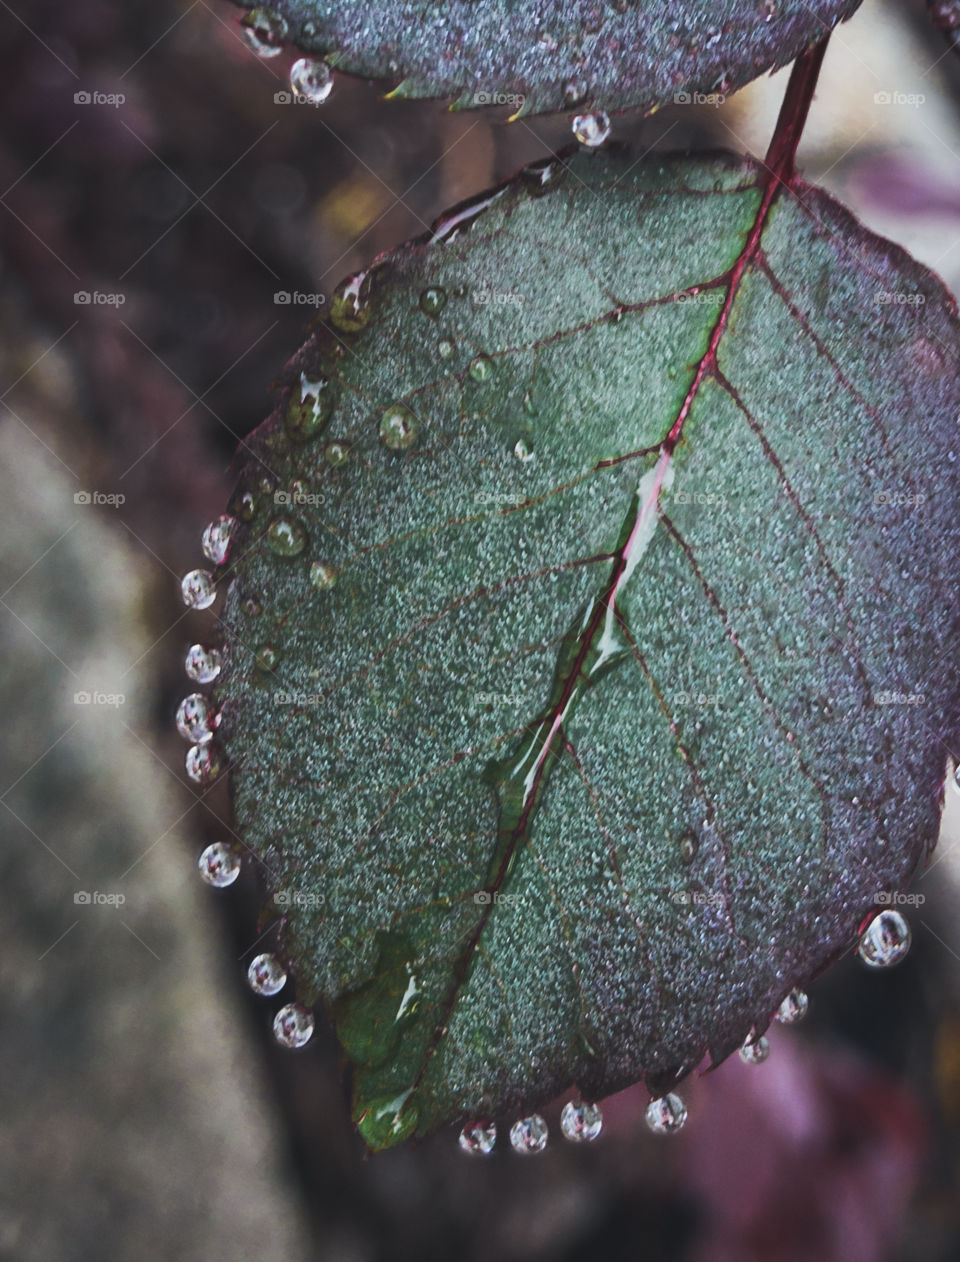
[233,0,862,116]
[215,147,960,1151]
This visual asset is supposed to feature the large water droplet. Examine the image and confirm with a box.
[181,569,216,610]
[176,693,215,744]
[290,56,333,103]
[560,1100,603,1142]
[468,354,494,383]
[201,515,237,565]
[857,909,911,967]
[248,952,287,996]
[380,404,418,451]
[458,1120,496,1155]
[185,743,221,785]
[513,438,534,463]
[198,842,240,887]
[776,989,808,1024]
[254,643,280,672]
[273,1003,314,1048]
[739,1034,770,1064]
[185,643,222,684]
[509,1114,548,1154]
[419,286,447,316]
[325,441,351,467]
[285,373,335,440]
[237,490,257,522]
[678,832,699,864]
[240,8,288,56]
[267,517,307,556]
[329,270,372,333]
[438,338,456,360]
[645,1093,687,1134]
[572,111,611,147]
[309,560,337,589]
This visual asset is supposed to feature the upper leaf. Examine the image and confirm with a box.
[215,148,960,1151]
[234,0,862,116]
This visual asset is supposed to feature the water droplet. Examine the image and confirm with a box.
[678,833,699,864]
[198,842,240,887]
[185,644,222,684]
[419,286,447,316]
[776,989,808,1024]
[267,517,307,556]
[248,952,287,996]
[645,1093,687,1134]
[458,1120,496,1155]
[380,404,418,451]
[273,1003,314,1048]
[563,79,590,107]
[521,158,565,196]
[438,338,456,360]
[185,743,221,785]
[325,441,351,467]
[513,438,534,462]
[509,1114,548,1154]
[176,693,216,744]
[236,490,257,522]
[181,569,216,610]
[857,909,911,967]
[201,515,237,565]
[309,560,337,589]
[285,373,335,440]
[254,643,280,672]
[240,8,288,57]
[329,270,372,333]
[290,56,333,103]
[572,110,611,147]
[739,1034,770,1064]
[468,354,494,383]
[560,1100,603,1142]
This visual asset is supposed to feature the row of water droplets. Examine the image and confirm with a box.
[180,514,317,1051]
[456,911,916,1157]
[239,7,612,147]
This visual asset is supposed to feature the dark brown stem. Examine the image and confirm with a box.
[765,36,830,186]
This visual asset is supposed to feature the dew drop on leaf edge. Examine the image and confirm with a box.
[289,57,333,104]
[857,909,912,967]
[273,1003,315,1048]
[458,1120,496,1155]
[509,1114,548,1153]
[198,842,241,888]
[560,1100,603,1142]
[645,1093,687,1134]
[248,952,287,996]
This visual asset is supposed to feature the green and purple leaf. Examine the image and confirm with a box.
[232,0,862,116]
[215,140,960,1151]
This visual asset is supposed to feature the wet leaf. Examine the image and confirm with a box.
[215,149,960,1150]
[233,0,862,116]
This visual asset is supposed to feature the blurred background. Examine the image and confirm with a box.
[2,1,960,1259]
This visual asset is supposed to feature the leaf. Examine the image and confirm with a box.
[234,0,863,116]
[215,148,960,1151]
